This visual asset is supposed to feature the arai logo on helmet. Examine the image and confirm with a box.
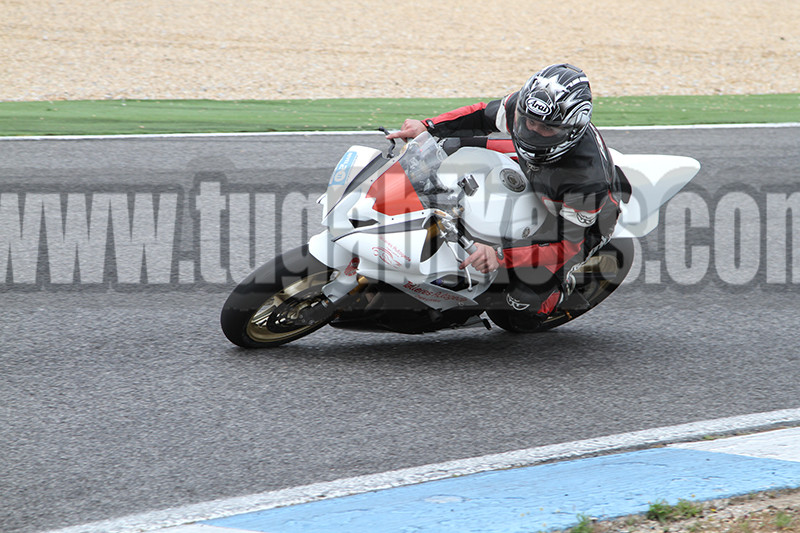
[526,97,552,116]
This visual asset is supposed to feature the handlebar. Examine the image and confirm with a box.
[433,212,476,254]
[377,127,397,158]
[462,239,477,255]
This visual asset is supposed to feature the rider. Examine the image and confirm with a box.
[387,63,627,318]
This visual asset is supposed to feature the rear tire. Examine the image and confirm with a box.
[220,245,336,348]
[488,238,634,333]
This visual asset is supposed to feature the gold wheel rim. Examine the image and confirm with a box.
[245,271,332,343]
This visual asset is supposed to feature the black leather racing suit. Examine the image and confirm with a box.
[423,93,627,314]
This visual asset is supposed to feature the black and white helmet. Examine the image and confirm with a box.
[512,64,593,164]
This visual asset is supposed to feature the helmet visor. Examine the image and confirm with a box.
[514,112,572,149]
[513,113,571,150]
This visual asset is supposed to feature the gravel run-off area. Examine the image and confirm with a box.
[3,0,799,101]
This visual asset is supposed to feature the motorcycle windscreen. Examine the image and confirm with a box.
[322,146,384,218]
[366,162,425,216]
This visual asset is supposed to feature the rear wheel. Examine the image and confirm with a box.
[220,246,336,348]
[488,238,634,333]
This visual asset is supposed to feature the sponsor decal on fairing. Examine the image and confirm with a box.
[329,150,358,186]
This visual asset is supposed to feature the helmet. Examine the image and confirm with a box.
[512,64,593,164]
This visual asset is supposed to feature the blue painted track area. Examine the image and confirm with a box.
[196,430,800,533]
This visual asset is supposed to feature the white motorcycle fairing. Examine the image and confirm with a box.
[309,133,700,312]
[610,148,700,238]
[310,136,516,310]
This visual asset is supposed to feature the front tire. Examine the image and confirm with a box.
[488,238,634,333]
[220,245,336,348]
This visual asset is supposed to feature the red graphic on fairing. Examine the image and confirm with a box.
[366,162,424,216]
[372,247,402,268]
[344,257,360,276]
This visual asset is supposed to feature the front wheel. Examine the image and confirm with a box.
[488,238,634,333]
[220,245,336,348]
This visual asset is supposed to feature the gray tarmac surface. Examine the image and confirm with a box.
[1,127,799,532]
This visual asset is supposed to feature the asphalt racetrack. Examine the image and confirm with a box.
[2,126,800,532]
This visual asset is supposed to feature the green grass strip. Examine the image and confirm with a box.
[0,94,797,136]
[594,93,800,127]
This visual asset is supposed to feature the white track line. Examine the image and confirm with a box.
[602,122,800,130]
[2,122,799,142]
[672,426,800,462]
[42,407,800,533]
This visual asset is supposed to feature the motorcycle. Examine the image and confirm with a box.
[221,131,700,348]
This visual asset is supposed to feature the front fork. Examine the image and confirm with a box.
[297,258,367,326]
[322,257,364,301]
